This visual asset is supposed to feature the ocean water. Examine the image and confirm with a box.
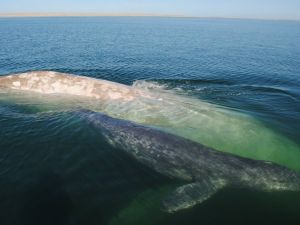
[0,17,300,225]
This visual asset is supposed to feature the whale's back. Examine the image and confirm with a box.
[0,71,144,101]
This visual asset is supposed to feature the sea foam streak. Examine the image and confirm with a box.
[1,71,299,170]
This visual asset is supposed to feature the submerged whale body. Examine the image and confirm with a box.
[76,109,300,213]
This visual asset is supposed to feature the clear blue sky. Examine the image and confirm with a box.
[1,0,300,20]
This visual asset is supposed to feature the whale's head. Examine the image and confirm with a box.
[75,109,117,132]
[74,109,174,170]
[75,109,134,149]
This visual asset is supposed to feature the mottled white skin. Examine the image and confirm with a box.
[0,71,154,101]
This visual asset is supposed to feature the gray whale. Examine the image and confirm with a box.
[1,71,300,171]
[76,109,300,213]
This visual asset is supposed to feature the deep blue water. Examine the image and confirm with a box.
[0,17,300,225]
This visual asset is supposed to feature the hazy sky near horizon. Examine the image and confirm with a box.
[1,0,300,20]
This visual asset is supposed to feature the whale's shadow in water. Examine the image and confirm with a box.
[18,171,73,225]
[15,155,171,225]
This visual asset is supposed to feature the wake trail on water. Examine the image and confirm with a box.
[0,71,299,171]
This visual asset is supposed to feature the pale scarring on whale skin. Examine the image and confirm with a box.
[0,71,153,101]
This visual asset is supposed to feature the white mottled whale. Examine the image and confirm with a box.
[77,109,300,213]
[0,71,152,101]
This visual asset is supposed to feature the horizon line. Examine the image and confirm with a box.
[0,12,299,22]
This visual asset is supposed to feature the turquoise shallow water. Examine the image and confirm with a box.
[0,17,300,224]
